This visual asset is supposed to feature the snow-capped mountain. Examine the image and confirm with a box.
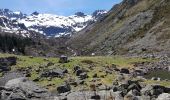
[0,9,26,19]
[0,16,31,37]
[18,12,94,37]
[92,10,108,20]
[0,15,44,38]
[0,9,107,37]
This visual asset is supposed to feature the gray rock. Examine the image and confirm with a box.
[0,57,17,66]
[127,89,141,96]
[0,57,17,72]
[41,68,65,78]
[1,77,50,100]
[124,94,139,100]
[57,83,71,94]
[59,55,68,63]
[79,72,88,80]
[141,84,168,97]
[73,66,80,72]
[93,73,98,78]
[120,68,130,74]
[66,90,123,100]
[156,93,170,100]
[0,72,24,86]
[116,74,125,81]
[127,83,141,92]
[75,69,84,76]
[7,92,26,100]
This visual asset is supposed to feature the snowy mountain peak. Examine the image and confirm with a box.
[0,9,107,37]
[18,12,94,37]
[31,11,39,16]
[92,10,107,19]
[75,12,86,17]
[0,9,25,19]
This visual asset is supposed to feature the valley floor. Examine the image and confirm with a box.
[0,53,170,100]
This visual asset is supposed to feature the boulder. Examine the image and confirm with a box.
[57,83,71,94]
[0,66,11,72]
[1,77,50,100]
[66,90,123,100]
[127,83,141,92]
[91,95,101,100]
[41,69,65,78]
[93,73,98,78]
[59,55,68,63]
[116,74,125,81]
[124,94,138,100]
[75,69,84,76]
[127,89,141,96]
[73,66,80,72]
[133,69,146,76]
[0,57,17,66]
[141,84,169,97]
[156,93,170,100]
[79,72,88,80]
[111,64,117,69]
[111,91,124,100]
[0,57,17,73]
[0,72,24,86]
[120,68,130,74]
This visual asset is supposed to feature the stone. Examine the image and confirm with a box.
[79,72,88,80]
[41,69,65,78]
[151,77,157,81]
[133,69,146,76]
[120,68,130,74]
[57,83,71,94]
[0,57,17,73]
[75,69,84,76]
[116,74,125,81]
[91,95,101,100]
[8,92,26,100]
[0,57,17,66]
[59,55,68,63]
[112,91,124,100]
[0,66,11,72]
[1,77,50,100]
[98,85,111,91]
[156,93,170,100]
[112,64,117,69]
[141,84,168,97]
[127,89,141,96]
[93,73,98,78]
[73,66,80,72]
[0,72,24,86]
[127,83,141,92]
[124,94,138,100]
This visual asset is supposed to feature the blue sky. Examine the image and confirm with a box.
[0,0,122,16]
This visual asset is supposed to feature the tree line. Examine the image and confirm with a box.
[0,33,34,54]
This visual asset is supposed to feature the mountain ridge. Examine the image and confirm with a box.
[0,9,107,37]
[67,0,170,56]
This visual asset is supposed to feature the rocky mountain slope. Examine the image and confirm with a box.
[67,0,170,56]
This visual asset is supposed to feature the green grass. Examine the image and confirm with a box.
[0,53,157,91]
[144,80,170,87]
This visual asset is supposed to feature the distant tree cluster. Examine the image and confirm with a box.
[0,33,34,54]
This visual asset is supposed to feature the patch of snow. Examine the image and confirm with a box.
[13,11,21,15]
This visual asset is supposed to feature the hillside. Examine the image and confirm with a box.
[67,0,170,56]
